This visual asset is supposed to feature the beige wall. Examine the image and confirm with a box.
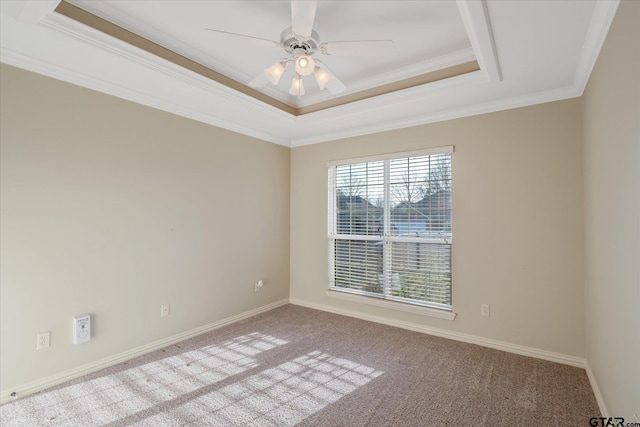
[583,0,640,420]
[2,2,637,413]
[291,98,585,357]
[0,64,290,392]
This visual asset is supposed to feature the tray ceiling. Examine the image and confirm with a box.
[63,0,478,112]
[0,1,619,146]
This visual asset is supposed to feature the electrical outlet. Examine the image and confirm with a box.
[36,332,50,350]
[481,304,490,317]
[255,280,264,292]
[161,304,170,317]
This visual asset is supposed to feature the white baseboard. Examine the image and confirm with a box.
[585,362,609,417]
[289,298,586,368]
[0,298,289,404]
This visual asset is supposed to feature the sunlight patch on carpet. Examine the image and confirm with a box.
[135,350,384,426]
[0,333,287,426]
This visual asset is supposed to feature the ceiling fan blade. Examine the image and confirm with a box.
[248,73,269,88]
[203,29,280,48]
[320,40,396,56]
[326,76,346,94]
[291,0,318,40]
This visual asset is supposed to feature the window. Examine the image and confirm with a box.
[328,146,453,312]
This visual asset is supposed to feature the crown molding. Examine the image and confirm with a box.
[290,84,581,147]
[41,9,297,121]
[457,0,502,82]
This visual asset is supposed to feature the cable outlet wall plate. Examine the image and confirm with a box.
[161,304,170,317]
[73,314,91,344]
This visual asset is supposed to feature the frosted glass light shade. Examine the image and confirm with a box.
[314,67,335,90]
[289,75,305,96]
[264,61,285,85]
[295,55,315,76]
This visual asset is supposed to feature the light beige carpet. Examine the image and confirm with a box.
[0,304,600,426]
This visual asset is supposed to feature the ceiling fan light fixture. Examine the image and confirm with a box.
[295,55,315,76]
[264,61,286,85]
[314,66,335,90]
[289,75,305,97]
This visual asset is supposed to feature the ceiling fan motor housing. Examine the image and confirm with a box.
[281,27,319,56]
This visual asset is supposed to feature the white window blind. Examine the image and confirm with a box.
[328,147,453,310]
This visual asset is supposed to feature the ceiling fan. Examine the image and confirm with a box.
[204,0,395,97]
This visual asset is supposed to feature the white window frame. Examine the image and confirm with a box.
[327,146,455,320]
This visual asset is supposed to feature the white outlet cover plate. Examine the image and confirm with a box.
[36,332,50,350]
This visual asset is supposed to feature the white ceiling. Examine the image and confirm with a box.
[0,0,619,147]
[65,0,475,108]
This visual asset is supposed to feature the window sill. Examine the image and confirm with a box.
[325,290,456,321]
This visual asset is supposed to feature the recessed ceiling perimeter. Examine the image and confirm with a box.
[57,0,480,116]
